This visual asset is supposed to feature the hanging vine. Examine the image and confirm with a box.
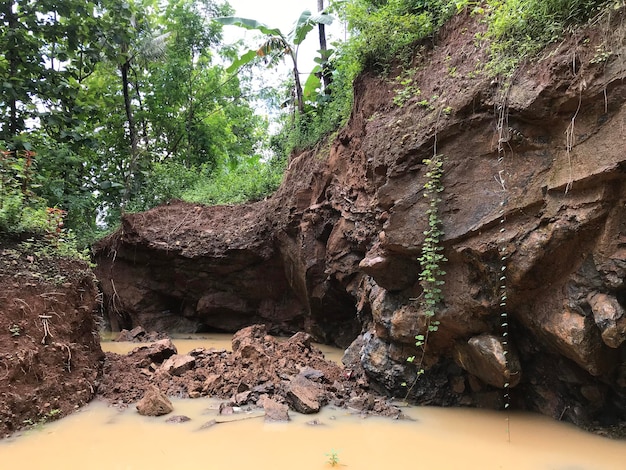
[406,154,446,387]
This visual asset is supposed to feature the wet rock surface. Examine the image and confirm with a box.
[93,8,626,431]
[114,326,169,343]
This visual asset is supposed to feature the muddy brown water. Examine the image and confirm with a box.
[1,336,625,469]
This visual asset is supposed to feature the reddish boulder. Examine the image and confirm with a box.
[136,387,173,416]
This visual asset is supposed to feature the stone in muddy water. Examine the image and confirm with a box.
[198,419,217,430]
[588,293,626,348]
[233,390,252,405]
[260,397,289,422]
[128,325,147,339]
[454,334,521,388]
[114,329,135,342]
[166,415,191,423]
[160,354,195,376]
[285,375,323,414]
[143,338,177,363]
[115,326,153,342]
[219,403,234,415]
[347,393,376,412]
[136,387,173,416]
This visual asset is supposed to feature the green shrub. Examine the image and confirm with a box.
[343,0,457,72]
[126,160,201,213]
[484,0,611,75]
[0,148,88,259]
[182,156,286,205]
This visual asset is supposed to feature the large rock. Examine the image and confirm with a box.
[142,339,177,363]
[260,397,290,422]
[454,334,521,388]
[159,354,195,376]
[136,387,173,416]
[284,375,323,414]
[589,293,626,348]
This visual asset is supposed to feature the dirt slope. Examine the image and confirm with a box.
[0,243,103,437]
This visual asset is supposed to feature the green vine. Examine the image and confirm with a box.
[407,154,446,384]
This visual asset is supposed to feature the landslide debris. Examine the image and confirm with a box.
[97,324,402,418]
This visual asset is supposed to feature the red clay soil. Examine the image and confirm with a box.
[0,241,103,438]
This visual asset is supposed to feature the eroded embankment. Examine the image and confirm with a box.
[94,8,626,430]
[0,246,103,437]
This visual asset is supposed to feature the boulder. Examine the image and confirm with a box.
[159,354,195,376]
[260,397,290,422]
[536,308,614,377]
[284,375,323,414]
[136,387,173,416]
[231,324,268,352]
[454,334,521,388]
[588,293,626,348]
[142,339,177,363]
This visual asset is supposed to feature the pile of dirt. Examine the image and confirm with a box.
[97,324,401,418]
[0,241,103,437]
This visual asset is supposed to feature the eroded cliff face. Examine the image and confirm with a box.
[95,9,626,427]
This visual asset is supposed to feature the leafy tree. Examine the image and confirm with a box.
[0,0,100,145]
[1,0,270,240]
[215,10,333,113]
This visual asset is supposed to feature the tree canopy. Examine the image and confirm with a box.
[1,0,270,244]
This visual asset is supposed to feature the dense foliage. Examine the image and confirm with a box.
[271,0,614,155]
[0,0,271,247]
[1,0,616,253]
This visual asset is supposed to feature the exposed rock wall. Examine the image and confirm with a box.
[95,9,626,427]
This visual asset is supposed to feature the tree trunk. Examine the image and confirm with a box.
[290,51,305,114]
[317,0,332,93]
[120,52,138,205]
[5,1,21,138]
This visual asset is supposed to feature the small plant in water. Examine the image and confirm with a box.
[325,449,340,467]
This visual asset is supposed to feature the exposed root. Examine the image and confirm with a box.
[13,298,33,316]
[564,84,583,194]
[39,315,53,344]
[0,360,9,380]
[53,342,72,372]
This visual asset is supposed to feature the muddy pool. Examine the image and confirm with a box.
[1,336,625,470]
